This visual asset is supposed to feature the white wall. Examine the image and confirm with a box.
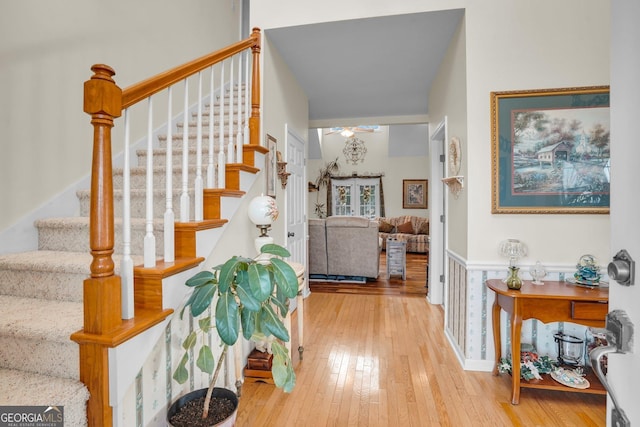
[261,35,309,244]
[0,0,242,231]
[428,14,468,258]
[253,0,611,267]
[464,1,610,267]
[306,126,429,219]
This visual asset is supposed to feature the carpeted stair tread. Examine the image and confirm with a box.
[0,368,89,426]
[0,251,92,274]
[0,250,142,274]
[0,295,82,342]
[35,217,164,232]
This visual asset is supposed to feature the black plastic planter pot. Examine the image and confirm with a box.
[167,387,239,427]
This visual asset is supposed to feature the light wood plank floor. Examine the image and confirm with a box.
[236,255,606,426]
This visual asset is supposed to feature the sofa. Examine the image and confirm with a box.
[377,215,429,254]
[308,216,381,279]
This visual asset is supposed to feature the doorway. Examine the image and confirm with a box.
[428,118,447,306]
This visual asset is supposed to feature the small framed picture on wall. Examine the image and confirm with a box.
[403,179,428,209]
[266,134,277,198]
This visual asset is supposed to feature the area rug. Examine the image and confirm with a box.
[308,274,367,284]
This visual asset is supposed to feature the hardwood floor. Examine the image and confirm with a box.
[236,253,606,426]
[308,252,429,297]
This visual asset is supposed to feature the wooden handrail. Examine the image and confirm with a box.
[122,27,261,109]
[74,28,262,426]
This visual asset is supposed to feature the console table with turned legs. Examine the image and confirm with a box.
[486,279,608,405]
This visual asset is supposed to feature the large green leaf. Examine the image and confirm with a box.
[240,309,256,340]
[185,270,216,287]
[271,341,296,392]
[259,304,290,342]
[271,258,298,299]
[271,292,289,318]
[215,291,239,345]
[260,243,291,257]
[189,282,216,317]
[218,257,241,293]
[248,263,272,302]
[236,279,261,312]
[173,353,189,384]
[196,345,215,375]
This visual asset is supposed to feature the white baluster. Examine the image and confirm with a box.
[244,51,250,147]
[194,72,203,221]
[121,108,134,319]
[236,54,243,164]
[164,87,175,263]
[218,61,226,188]
[228,57,235,163]
[180,79,190,222]
[144,98,156,268]
[207,66,215,188]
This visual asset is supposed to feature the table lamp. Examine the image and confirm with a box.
[499,239,527,290]
[247,195,279,261]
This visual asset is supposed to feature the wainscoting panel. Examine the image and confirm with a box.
[115,308,232,426]
[446,256,467,358]
[445,255,605,372]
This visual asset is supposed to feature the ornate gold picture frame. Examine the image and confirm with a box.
[491,86,610,214]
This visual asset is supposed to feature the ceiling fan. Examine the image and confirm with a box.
[325,126,378,137]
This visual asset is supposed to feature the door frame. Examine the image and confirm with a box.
[428,117,447,306]
[284,124,309,299]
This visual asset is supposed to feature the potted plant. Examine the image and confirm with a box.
[168,243,299,426]
[313,157,339,218]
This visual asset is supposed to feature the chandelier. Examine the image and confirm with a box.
[343,136,367,165]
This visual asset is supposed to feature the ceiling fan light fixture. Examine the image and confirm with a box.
[340,129,355,138]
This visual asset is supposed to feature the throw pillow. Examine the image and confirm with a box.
[396,221,413,234]
[378,221,395,233]
[416,221,429,235]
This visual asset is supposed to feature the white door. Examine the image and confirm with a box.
[607,3,639,425]
[285,126,306,305]
[330,178,381,218]
[428,118,446,306]
[331,180,356,216]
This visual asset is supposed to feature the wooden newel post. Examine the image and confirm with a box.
[83,64,123,334]
[73,64,124,427]
[249,27,261,146]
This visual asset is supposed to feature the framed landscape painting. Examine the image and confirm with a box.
[403,179,428,209]
[491,86,610,214]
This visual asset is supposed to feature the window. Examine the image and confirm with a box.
[331,177,381,219]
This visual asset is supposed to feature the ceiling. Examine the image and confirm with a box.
[265,9,464,126]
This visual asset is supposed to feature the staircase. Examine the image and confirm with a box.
[0,65,263,425]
